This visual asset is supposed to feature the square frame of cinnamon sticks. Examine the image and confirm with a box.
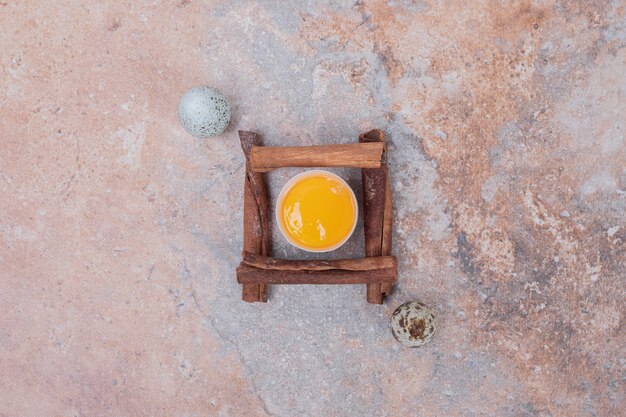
[237,129,396,304]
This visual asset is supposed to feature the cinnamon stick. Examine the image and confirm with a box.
[237,264,396,285]
[360,129,394,304]
[239,131,271,302]
[380,170,394,297]
[250,142,384,172]
[242,252,396,271]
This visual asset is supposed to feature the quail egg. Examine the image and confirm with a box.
[391,301,437,347]
[178,86,231,137]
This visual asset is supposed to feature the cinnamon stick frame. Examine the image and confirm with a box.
[237,129,396,304]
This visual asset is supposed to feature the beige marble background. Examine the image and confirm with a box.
[1,1,624,416]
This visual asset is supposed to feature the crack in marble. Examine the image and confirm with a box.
[203,313,275,417]
[341,15,371,51]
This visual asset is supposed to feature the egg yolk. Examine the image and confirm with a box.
[279,174,356,250]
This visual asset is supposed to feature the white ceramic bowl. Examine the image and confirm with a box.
[275,170,358,253]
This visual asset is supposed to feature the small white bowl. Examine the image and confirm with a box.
[276,170,358,253]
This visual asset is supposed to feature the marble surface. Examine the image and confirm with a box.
[1,1,624,416]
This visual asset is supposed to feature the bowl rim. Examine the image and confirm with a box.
[275,169,359,253]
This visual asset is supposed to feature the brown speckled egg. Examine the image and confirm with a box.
[391,302,437,347]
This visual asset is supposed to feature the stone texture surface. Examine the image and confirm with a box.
[1,1,624,416]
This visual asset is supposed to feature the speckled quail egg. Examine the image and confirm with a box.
[391,301,437,347]
[178,86,231,137]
